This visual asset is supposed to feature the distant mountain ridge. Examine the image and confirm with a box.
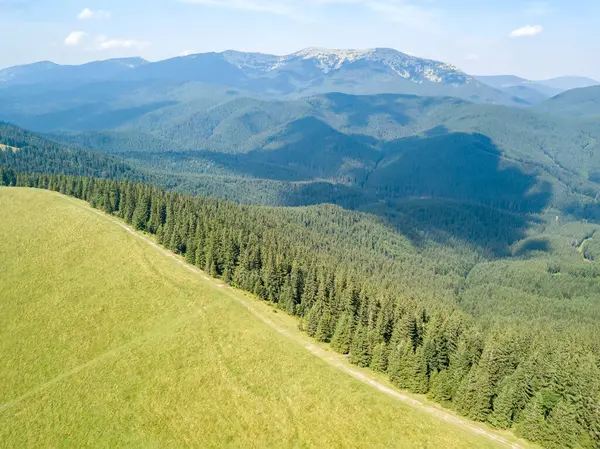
[0,57,148,86]
[0,48,471,85]
[475,74,600,103]
[0,48,515,105]
[538,76,600,91]
[3,50,595,108]
[534,85,600,117]
[222,47,471,84]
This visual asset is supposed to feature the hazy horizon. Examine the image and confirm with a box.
[1,0,599,80]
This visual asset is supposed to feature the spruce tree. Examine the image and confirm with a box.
[428,369,454,403]
[370,342,389,372]
[305,301,323,338]
[315,308,332,342]
[132,192,151,231]
[350,323,371,367]
[331,313,355,354]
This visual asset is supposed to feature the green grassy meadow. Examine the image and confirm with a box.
[0,188,526,448]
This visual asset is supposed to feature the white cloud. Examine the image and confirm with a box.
[96,36,150,50]
[64,31,87,46]
[78,7,111,20]
[509,25,543,38]
[464,54,479,60]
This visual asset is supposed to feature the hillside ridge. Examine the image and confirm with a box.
[1,171,598,449]
[76,190,524,448]
[0,186,522,448]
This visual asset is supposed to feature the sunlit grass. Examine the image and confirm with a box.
[0,188,511,448]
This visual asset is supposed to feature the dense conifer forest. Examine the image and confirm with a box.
[0,122,147,181]
[2,168,598,449]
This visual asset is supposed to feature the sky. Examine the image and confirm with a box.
[1,0,599,80]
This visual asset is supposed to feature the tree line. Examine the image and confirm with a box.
[1,168,599,449]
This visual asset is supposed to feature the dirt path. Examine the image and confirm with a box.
[74,197,524,449]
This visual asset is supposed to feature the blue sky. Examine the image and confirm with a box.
[1,0,599,79]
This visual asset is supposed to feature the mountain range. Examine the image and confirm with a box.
[475,74,600,104]
[0,57,148,86]
[3,49,598,107]
[0,48,524,105]
[2,47,600,234]
[533,85,600,117]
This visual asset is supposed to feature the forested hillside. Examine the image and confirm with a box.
[29,93,597,247]
[2,170,598,449]
[534,86,600,117]
[6,90,600,253]
[3,71,600,227]
[0,122,144,181]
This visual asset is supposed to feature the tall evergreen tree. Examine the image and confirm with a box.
[350,323,371,367]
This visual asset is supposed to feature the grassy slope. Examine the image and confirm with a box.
[0,187,528,448]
